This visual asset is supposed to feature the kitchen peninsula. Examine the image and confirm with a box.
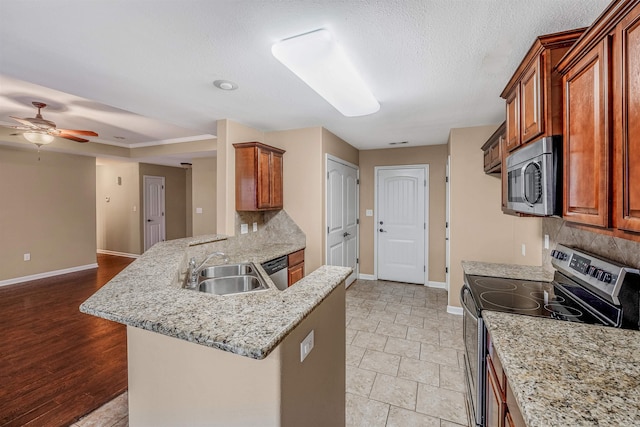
[81,211,351,427]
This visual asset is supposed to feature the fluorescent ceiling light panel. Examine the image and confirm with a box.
[272,29,380,117]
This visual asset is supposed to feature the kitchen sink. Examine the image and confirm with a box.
[198,275,268,295]
[199,263,255,279]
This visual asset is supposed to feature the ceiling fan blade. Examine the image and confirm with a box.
[59,133,89,143]
[10,116,37,128]
[57,128,98,137]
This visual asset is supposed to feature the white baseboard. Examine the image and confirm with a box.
[447,305,463,316]
[0,263,99,287]
[358,274,377,281]
[427,281,446,289]
[97,249,140,259]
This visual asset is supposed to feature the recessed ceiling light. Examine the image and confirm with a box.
[272,29,380,117]
[389,141,408,145]
[213,80,238,91]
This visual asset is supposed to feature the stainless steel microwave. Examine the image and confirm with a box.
[505,136,561,216]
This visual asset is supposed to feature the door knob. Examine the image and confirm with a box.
[379,221,384,225]
[343,232,351,237]
[379,228,386,233]
[147,219,152,222]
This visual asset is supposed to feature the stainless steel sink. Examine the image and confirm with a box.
[198,275,268,295]
[199,263,255,279]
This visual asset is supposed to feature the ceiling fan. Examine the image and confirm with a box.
[9,101,98,146]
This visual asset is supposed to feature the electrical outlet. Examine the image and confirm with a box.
[300,330,315,362]
[240,223,249,234]
[522,244,526,256]
[365,209,373,217]
[132,205,137,212]
[252,222,258,232]
[544,234,549,249]
[196,207,203,214]
[24,253,30,261]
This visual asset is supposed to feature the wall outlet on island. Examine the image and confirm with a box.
[300,330,314,362]
[24,253,30,261]
[521,244,526,256]
[253,222,258,232]
[240,223,248,234]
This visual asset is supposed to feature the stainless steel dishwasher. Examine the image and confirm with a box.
[261,255,288,290]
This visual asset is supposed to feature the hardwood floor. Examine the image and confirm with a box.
[0,254,134,427]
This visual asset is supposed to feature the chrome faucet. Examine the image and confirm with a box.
[185,252,229,289]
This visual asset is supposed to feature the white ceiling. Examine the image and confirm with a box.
[0,0,610,156]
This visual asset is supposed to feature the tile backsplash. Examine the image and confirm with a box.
[542,217,640,271]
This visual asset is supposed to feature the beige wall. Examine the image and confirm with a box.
[449,125,542,307]
[96,161,141,255]
[186,168,193,236]
[127,285,345,427]
[0,145,97,281]
[139,163,187,246]
[192,157,217,236]
[358,145,448,283]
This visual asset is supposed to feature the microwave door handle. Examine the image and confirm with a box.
[521,163,528,206]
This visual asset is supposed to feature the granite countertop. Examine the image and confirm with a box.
[80,232,351,360]
[483,310,640,427]
[462,260,554,282]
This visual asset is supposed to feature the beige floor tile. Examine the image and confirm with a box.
[439,330,464,351]
[401,296,427,307]
[378,293,404,303]
[76,392,128,426]
[110,417,128,427]
[410,306,440,320]
[346,365,377,397]
[346,327,358,344]
[361,300,388,311]
[416,384,467,425]
[386,406,440,427]
[349,317,380,333]
[440,365,465,393]
[420,344,461,367]
[346,344,366,366]
[360,349,401,376]
[367,310,398,323]
[375,321,408,339]
[440,419,469,427]
[360,291,383,301]
[346,392,389,427]
[346,296,366,306]
[352,331,388,351]
[347,305,372,319]
[394,313,425,328]
[398,357,439,386]
[406,326,440,344]
[385,302,413,315]
[369,373,418,410]
[384,337,421,359]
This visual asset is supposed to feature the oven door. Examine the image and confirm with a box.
[461,284,485,427]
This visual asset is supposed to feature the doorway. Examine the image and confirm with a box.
[325,155,359,286]
[143,175,166,251]
[375,165,428,284]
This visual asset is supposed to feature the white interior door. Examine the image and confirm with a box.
[377,167,427,284]
[326,157,358,286]
[144,175,165,251]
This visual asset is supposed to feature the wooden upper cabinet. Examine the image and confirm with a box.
[482,122,506,174]
[234,142,285,211]
[562,38,611,227]
[501,29,584,153]
[615,2,640,233]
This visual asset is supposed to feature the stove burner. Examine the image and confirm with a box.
[530,291,565,303]
[480,291,541,311]
[473,278,517,291]
[544,304,583,318]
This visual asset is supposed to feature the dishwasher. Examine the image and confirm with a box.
[261,255,288,290]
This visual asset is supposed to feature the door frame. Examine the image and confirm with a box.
[446,155,451,292]
[374,165,429,285]
[143,175,166,252]
[324,154,360,286]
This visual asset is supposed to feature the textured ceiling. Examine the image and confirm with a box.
[0,0,610,152]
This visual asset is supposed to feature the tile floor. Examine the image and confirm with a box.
[75,279,469,427]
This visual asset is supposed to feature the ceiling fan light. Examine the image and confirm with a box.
[272,29,380,117]
[23,131,54,146]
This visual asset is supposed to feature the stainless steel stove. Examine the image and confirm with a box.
[461,244,640,427]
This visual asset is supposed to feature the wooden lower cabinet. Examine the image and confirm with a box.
[287,249,304,286]
[487,332,525,427]
[486,360,505,427]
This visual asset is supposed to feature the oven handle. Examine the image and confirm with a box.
[460,285,478,321]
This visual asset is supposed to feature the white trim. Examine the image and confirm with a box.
[97,249,140,259]
[427,281,446,289]
[0,263,98,287]
[96,134,216,149]
[445,155,451,292]
[374,164,429,284]
[358,273,377,281]
[447,305,464,316]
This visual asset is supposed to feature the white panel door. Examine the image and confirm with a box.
[144,175,165,251]
[377,167,426,284]
[326,158,358,286]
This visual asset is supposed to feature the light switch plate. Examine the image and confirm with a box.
[365,209,373,217]
[544,234,549,249]
[24,253,30,261]
[196,207,203,214]
[300,330,314,362]
[522,244,526,256]
[253,222,258,232]
[240,223,249,234]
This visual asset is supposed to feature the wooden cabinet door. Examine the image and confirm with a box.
[486,360,504,427]
[616,6,640,232]
[256,147,272,209]
[520,57,544,143]
[505,89,520,152]
[270,151,284,209]
[563,37,611,227]
[288,262,304,286]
